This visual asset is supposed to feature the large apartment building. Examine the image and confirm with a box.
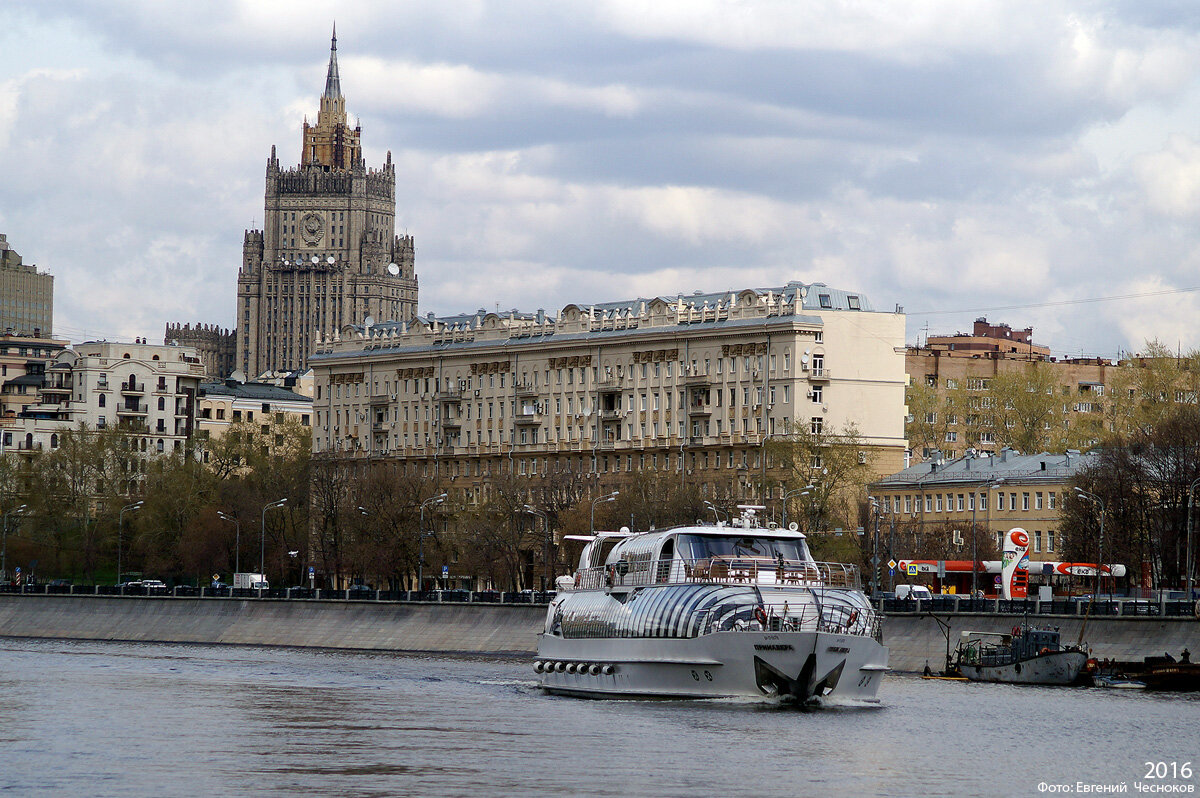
[1,340,203,456]
[0,234,53,337]
[234,30,418,378]
[308,282,907,504]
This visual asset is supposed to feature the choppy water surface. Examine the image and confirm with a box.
[1,638,1196,797]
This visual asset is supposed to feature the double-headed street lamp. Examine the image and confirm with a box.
[418,492,447,590]
[261,498,288,584]
[590,491,619,534]
[781,484,815,531]
[524,504,551,590]
[217,511,240,575]
[2,504,27,582]
[703,500,725,525]
[118,501,143,586]
[1074,487,1106,597]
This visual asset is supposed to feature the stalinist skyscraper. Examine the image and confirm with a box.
[235,28,418,377]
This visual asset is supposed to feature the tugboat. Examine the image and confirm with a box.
[535,507,889,703]
[949,625,1089,686]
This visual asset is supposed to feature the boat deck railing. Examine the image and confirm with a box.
[703,598,882,640]
[568,557,861,591]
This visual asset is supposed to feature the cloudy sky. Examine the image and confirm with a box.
[4,1,1200,357]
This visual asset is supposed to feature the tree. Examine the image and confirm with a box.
[768,420,872,535]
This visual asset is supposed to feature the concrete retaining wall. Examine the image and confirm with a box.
[881,613,1199,672]
[0,595,546,655]
[2,596,1195,672]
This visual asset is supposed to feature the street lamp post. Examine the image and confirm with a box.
[1074,487,1106,597]
[261,498,288,587]
[781,484,814,530]
[117,501,143,586]
[1187,478,1200,599]
[524,505,551,590]
[868,498,881,596]
[2,504,27,583]
[590,491,619,534]
[418,492,447,591]
[217,511,240,575]
[703,500,725,525]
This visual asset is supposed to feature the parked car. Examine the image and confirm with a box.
[47,579,72,587]
[347,584,375,597]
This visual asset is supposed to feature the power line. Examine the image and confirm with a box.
[908,286,1200,316]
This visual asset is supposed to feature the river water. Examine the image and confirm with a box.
[1,638,1196,798]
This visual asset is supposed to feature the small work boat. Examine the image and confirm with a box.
[949,625,1088,686]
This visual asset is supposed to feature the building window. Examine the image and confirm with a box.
[1034,530,1042,553]
[1022,492,1030,511]
[1047,531,1055,552]
[1035,492,1043,510]
[818,294,832,309]
[997,493,1006,511]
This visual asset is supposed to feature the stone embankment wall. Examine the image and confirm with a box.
[1,596,1195,673]
[880,613,1199,672]
[0,596,546,655]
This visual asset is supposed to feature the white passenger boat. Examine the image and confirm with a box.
[535,508,889,702]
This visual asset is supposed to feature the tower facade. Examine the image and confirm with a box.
[235,30,418,378]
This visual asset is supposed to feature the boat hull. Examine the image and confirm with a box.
[959,650,1088,686]
[536,630,889,702]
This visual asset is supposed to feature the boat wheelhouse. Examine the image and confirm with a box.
[535,508,889,702]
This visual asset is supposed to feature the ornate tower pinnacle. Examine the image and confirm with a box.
[302,25,359,170]
[324,24,342,100]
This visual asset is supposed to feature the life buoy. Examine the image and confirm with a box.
[754,606,769,626]
[1040,648,1050,656]
[848,610,859,627]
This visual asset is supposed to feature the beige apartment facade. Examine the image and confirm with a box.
[1,340,203,457]
[308,282,908,506]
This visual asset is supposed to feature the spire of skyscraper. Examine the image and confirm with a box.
[323,23,341,100]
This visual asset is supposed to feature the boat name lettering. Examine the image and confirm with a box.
[754,644,794,651]
[827,646,851,654]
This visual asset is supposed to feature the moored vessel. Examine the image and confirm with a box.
[950,626,1088,686]
[534,507,889,703]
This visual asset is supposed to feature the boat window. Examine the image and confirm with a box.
[675,534,812,563]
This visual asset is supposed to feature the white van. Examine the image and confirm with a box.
[894,584,933,601]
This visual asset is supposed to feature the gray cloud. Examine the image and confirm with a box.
[3,1,1200,359]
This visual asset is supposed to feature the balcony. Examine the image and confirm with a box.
[683,371,712,386]
[514,382,538,398]
[596,376,623,392]
[514,412,543,425]
[370,393,391,405]
[441,416,462,429]
[117,403,148,416]
[808,367,830,381]
[599,409,623,421]
[120,381,145,395]
[437,390,462,403]
[687,403,712,416]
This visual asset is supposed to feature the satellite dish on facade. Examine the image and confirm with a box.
[230,370,247,383]
[387,262,400,276]
[363,315,375,328]
[799,286,809,300]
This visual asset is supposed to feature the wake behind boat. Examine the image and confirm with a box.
[534,507,889,703]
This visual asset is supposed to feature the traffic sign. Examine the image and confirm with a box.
[888,568,895,577]
[906,564,918,576]
[442,565,449,578]
[308,566,315,576]
[887,559,897,570]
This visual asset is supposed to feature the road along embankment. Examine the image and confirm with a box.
[0,595,546,655]
[1,596,1195,672]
